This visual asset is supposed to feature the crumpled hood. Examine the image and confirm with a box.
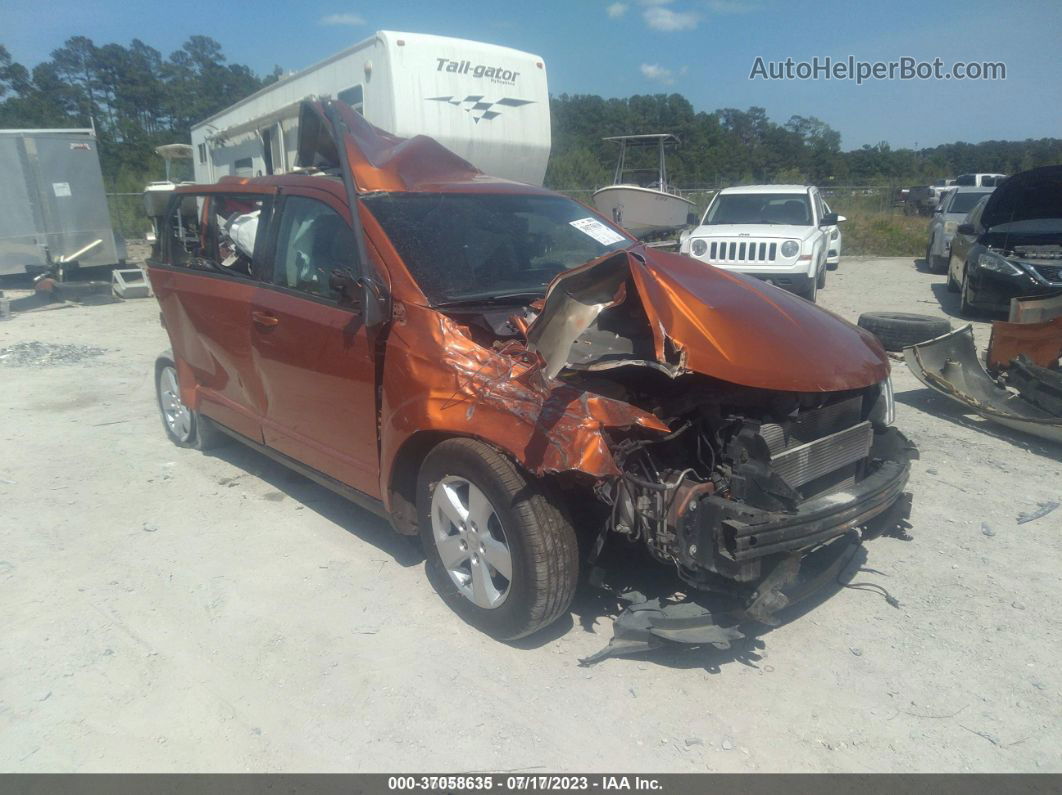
[527,248,888,393]
[689,223,818,241]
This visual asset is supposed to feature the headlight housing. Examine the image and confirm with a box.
[780,240,800,258]
[943,221,957,235]
[976,252,1023,276]
[869,376,895,428]
[691,238,707,257]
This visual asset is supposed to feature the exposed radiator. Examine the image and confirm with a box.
[770,421,873,489]
[760,395,864,455]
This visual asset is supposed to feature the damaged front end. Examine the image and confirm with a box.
[417,247,914,656]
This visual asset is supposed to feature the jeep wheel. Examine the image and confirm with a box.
[417,438,579,640]
[856,312,951,351]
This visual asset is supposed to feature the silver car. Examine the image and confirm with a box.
[925,186,994,273]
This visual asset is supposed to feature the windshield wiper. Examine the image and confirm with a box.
[435,291,544,308]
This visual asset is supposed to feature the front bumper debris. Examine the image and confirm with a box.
[581,477,915,666]
[905,324,1062,444]
[580,531,867,666]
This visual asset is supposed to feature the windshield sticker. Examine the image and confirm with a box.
[570,217,626,246]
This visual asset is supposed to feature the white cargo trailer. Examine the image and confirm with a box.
[0,128,121,276]
[190,31,551,186]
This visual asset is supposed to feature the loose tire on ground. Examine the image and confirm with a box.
[856,312,952,351]
[417,438,579,641]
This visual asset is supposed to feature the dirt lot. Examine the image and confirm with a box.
[1,257,1059,773]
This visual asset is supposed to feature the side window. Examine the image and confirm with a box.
[338,84,364,115]
[272,196,357,300]
[163,192,267,280]
[812,192,825,223]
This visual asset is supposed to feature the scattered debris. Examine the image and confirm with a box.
[960,725,1001,747]
[905,324,1062,444]
[850,647,863,657]
[1016,500,1059,525]
[1012,601,1026,611]
[981,522,996,537]
[0,341,106,367]
[721,737,735,751]
[684,737,703,747]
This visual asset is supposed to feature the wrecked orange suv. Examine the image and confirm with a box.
[150,101,912,652]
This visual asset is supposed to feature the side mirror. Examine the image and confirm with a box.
[329,268,361,307]
[933,206,943,214]
[819,213,839,225]
[957,223,976,236]
[836,214,847,223]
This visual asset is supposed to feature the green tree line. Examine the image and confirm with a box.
[3,37,1060,194]
[546,93,1062,189]
[0,37,278,193]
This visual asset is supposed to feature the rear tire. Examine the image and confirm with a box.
[155,353,226,450]
[856,312,952,351]
[417,438,579,641]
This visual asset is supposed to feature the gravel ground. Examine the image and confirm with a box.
[0,257,1059,772]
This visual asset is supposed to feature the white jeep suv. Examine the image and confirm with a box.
[680,185,844,302]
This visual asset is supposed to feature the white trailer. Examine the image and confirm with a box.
[190,31,551,186]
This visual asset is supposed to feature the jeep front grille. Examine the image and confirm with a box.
[709,240,777,263]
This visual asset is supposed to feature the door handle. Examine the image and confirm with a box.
[251,310,279,328]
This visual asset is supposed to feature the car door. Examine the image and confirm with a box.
[249,187,382,498]
[948,196,987,284]
[809,190,827,266]
[150,190,274,442]
[822,197,842,259]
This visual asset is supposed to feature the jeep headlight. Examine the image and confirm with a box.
[780,240,800,258]
[869,376,895,428]
[691,238,708,257]
[976,252,1023,276]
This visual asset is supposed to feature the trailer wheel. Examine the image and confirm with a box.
[857,312,951,351]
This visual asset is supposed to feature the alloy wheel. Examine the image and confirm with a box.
[159,365,193,443]
[430,476,513,609]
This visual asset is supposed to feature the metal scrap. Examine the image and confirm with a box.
[904,324,1062,444]
[1017,501,1060,525]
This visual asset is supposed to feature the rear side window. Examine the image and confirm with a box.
[271,196,357,300]
[163,193,270,279]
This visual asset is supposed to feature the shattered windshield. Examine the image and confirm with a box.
[363,193,632,304]
[705,193,812,226]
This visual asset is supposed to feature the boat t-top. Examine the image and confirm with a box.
[592,134,695,239]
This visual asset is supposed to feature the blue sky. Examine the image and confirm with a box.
[4,0,1060,150]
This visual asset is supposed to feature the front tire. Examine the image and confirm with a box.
[417,438,579,640]
[801,273,819,302]
[959,266,978,317]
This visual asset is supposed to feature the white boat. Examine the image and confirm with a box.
[143,144,194,241]
[592,134,695,238]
